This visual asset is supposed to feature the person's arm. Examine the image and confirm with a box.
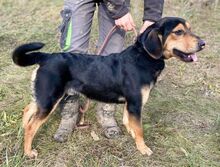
[140,0,164,34]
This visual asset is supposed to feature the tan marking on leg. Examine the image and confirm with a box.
[141,85,151,107]
[24,97,63,158]
[139,85,153,155]
[123,102,131,134]
[24,116,46,158]
[23,102,38,128]
[128,115,153,156]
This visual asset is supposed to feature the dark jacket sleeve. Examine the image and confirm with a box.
[102,0,163,21]
[102,0,130,19]
[143,0,164,22]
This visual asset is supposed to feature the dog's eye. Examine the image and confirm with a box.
[173,30,185,36]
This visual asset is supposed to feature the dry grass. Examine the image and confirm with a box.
[0,0,220,166]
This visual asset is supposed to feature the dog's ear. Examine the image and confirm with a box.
[141,28,163,59]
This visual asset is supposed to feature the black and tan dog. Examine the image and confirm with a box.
[12,17,205,158]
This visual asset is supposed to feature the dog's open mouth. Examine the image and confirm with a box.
[173,49,198,62]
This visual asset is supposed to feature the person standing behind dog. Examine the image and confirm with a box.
[54,0,164,142]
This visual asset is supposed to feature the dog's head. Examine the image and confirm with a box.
[137,17,205,62]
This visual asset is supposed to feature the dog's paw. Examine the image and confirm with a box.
[137,144,153,156]
[25,149,38,158]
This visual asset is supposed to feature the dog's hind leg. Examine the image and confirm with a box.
[23,71,66,158]
[24,110,47,158]
[23,102,38,128]
[123,96,153,156]
[24,97,63,158]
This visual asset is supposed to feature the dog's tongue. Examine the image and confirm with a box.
[190,53,198,62]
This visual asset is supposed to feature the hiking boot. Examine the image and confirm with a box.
[96,103,121,139]
[54,93,80,142]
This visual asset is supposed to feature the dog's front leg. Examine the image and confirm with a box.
[123,99,153,156]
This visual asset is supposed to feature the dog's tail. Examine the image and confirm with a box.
[12,42,49,67]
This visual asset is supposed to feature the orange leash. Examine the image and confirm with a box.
[97,25,118,55]
[97,25,138,55]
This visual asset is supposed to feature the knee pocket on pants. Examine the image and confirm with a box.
[59,9,73,51]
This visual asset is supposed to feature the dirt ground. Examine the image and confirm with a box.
[0,0,220,166]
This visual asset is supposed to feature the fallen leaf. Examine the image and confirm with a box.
[91,131,100,141]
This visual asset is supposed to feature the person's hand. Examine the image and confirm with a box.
[115,13,136,31]
[139,20,154,34]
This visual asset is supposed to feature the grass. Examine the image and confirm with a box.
[0,0,220,166]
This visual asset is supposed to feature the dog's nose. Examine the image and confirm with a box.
[198,39,205,49]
